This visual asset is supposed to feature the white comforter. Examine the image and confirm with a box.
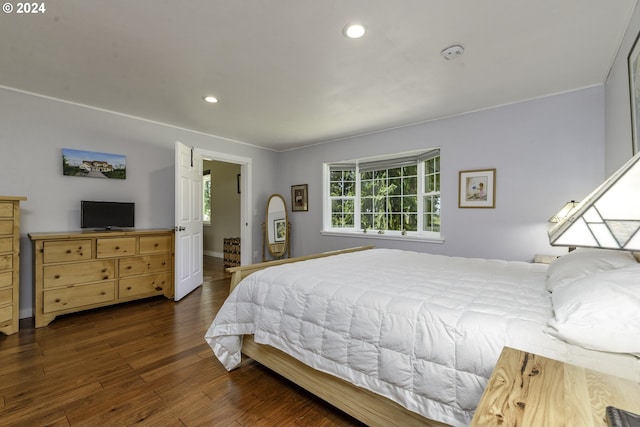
[205,249,552,426]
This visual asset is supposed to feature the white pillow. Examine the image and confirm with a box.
[547,264,640,354]
[545,248,637,292]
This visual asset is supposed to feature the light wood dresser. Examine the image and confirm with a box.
[29,229,174,327]
[0,196,27,335]
[471,346,640,427]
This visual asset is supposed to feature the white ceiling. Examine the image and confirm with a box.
[0,0,637,151]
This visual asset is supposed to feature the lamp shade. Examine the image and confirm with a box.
[548,152,640,251]
[548,200,579,223]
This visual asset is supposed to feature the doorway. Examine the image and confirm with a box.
[174,143,252,301]
[203,159,240,262]
[196,148,252,267]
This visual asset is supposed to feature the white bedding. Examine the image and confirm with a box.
[205,248,640,426]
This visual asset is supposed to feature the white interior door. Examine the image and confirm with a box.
[174,141,203,300]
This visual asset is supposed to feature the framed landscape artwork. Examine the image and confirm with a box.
[458,168,496,208]
[62,148,127,179]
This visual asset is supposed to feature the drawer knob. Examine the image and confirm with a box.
[55,298,61,303]
[66,249,71,254]
[100,291,106,295]
[161,262,166,266]
[101,269,107,273]
[127,286,132,290]
[54,274,60,279]
[115,246,120,250]
[154,243,159,247]
[127,266,132,269]
[155,286,162,291]
[103,276,109,280]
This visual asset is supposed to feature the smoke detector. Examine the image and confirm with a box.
[441,45,464,60]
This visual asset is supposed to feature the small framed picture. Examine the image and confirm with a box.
[458,169,496,208]
[291,184,308,212]
[274,219,286,242]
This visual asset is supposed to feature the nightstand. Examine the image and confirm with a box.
[471,347,640,427]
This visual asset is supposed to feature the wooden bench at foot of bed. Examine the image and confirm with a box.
[225,246,449,427]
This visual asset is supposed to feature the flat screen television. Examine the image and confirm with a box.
[80,200,135,230]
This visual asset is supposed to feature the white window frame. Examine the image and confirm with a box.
[322,149,442,243]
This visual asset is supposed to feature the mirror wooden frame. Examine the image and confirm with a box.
[262,194,291,261]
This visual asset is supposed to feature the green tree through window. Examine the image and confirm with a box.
[326,150,440,237]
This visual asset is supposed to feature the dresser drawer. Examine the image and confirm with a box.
[0,220,13,235]
[0,288,11,305]
[0,237,12,253]
[97,237,136,258]
[0,271,11,288]
[119,254,172,277]
[0,255,12,271]
[0,202,13,218]
[43,240,92,263]
[0,303,11,323]
[119,272,171,298]
[139,235,172,254]
[43,260,115,288]
[43,282,115,313]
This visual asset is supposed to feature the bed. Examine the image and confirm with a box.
[205,246,640,427]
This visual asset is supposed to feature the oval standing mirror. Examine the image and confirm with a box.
[263,194,290,260]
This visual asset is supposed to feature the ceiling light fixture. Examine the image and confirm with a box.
[343,23,366,39]
[203,95,218,104]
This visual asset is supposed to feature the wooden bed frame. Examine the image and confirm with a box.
[226,246,448,427]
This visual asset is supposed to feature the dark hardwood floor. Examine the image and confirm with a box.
[0,257,363,427]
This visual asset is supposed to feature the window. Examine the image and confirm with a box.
[325,149,440,239]
[329,166,356,228]
[203,170,211,225]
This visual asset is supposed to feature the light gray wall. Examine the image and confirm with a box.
[2,34,630,319]
[605,2,640,173]
[203,160,241,257]
[0,87,278,319]
[279,87,605,262]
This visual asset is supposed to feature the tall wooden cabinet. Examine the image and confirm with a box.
[0,196,27,336]
[29,229,174,328]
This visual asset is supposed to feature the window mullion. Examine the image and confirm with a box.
[417,161,424,232]
[354,165,361,230]
[384,171,390,231]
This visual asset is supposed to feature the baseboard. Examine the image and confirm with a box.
[204,250,223,258]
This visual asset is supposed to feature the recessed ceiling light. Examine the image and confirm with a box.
[343,23,366,39]
[203,95,218,104]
